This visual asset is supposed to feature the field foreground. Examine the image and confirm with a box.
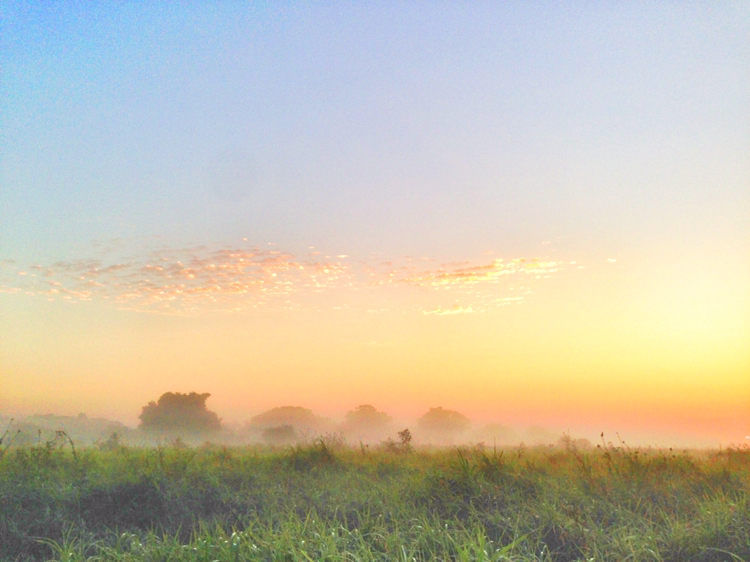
[1,439,749,561]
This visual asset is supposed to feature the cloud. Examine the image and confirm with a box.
[382,258,562,288]
[0,242,568,314]
[422,305,475,316]
[1,245,356,313]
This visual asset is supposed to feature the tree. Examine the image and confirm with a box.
[342,405,392,434]
[416,407,470,436]
[139,392,221,434]
[262,425,296,444]
[250,406,323,431]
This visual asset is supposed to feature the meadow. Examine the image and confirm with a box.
[1,434,748,562]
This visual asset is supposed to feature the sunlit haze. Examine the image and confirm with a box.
[1,2,748,447]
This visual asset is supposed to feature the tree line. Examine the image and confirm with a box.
[139,392,471,440]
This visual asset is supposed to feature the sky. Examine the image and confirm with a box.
[1,1,748,446]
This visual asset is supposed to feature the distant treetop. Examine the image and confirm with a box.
[250,406,322,429]
[416,407,470,434]
[342,404,392,432]
[138,392,221,434]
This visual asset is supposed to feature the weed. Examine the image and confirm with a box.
[382,428,413,454]
[287,438,337,471]
[477,447,505,484]
[0,418,19,460]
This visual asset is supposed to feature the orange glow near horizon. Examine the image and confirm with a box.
[2,245,747,447]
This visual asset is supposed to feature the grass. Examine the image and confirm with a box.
[1,437,748,561]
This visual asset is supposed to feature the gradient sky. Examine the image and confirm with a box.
[1,2,748,445]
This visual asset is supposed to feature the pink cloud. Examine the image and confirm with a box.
[1,242,568,314]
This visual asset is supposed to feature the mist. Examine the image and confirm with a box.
[2,395,738,451]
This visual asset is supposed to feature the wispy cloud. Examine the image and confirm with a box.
[384,258,562,288]
[0,242,568,314]
[422,305,475,316]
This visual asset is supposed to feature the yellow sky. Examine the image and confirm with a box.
[2,245,747,445]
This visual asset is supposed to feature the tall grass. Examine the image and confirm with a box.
[1,438,748,561]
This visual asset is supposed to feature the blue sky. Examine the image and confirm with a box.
[3,2,746,262]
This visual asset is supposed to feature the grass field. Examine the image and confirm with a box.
[1,435,748,561]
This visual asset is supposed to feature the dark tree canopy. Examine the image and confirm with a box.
[416,407,470,434]
[342,405,391,432]
[262,424,296,444]
[139,392,221,434]
[250,406,322,430]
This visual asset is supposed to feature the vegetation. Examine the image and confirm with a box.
[139,392,221,435]
[261,424,296,444]
[1,433,748,561]
[248,406,327,435]
[418,407,472,439]
[342,405,392,440]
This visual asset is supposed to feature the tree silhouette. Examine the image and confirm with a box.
[139,392,221,434]
[416,407,470,435]
[262,424,296,444]
[342,405,392,437]
[250,406,323,431]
